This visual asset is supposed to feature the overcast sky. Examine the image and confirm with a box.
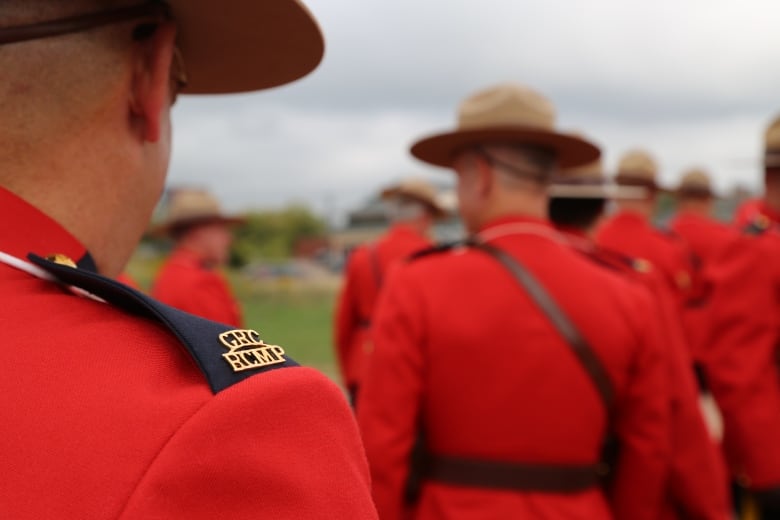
[167,0,780,223]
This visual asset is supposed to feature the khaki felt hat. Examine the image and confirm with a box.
[170,0,324,94]
[381,178,448,219]
[614,149,666,191]
[154,188,246,236]
[676,168,714,197]
[549,158,648,199]
[410,83,599,169]
[0,0,323,94]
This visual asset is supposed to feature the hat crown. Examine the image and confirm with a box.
[382,177,446,216]
[617,149,658,181]
[167,189,223,224]
[394,178,438,201]
[765,115,780,151]
[457,83,556,132]
[679,168,711,190]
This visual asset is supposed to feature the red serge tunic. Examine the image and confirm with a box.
[152,247,243,327]
[564,230,730,520]
[0,188,378,519]
[334,224,432,391]
[734,198,780,229]
[597,211,699,312]
[358,216,670,520]
[689,205,780,491]
[669,212,738,362]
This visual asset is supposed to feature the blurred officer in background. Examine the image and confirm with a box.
[0,1,376,518]
[358,83,671,520]
[335,177,446,405]
[152,188,245,327]
[706,116,780,519]
[550,160,730,520]
[735,115,780,231]
[596,150,700,312]
[668,169,735,363]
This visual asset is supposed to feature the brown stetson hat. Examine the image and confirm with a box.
[153,188,246,236]
[381,178,448,219]
[549,158,648,200]
[676,168,714,197]
[410,83,599,169]
[764,115,780,168]
[171,0,324,94]
[0,1,324,94]
[614,149,666,192]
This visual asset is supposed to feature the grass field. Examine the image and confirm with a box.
[239,288,339,380]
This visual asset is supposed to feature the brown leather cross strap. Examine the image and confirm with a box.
[0,1,168,46]
[465,239,616,412]
[425,454,604,493]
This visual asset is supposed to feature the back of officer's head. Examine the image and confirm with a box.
[0,0,180,274]
[452,143,555,233]
[549,197,606,233]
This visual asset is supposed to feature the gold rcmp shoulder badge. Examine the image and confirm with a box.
[219,329,287,373]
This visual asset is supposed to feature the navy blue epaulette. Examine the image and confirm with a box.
[742,215,772,236]
[29,254,298,394]
[407,240,466,262]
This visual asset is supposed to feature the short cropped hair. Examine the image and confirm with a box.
[548,197,606,231]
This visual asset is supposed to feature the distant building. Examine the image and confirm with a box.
[330,186,463,263]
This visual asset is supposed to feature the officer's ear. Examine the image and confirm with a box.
[474,154,496,202]
[128,22,178,143]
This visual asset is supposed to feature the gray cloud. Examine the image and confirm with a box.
[169,0,780,217]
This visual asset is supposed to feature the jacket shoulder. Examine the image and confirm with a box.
[30,255,297,394]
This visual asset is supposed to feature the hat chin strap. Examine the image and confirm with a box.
[475,147,550,183]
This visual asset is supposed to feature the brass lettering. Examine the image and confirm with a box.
[222,345,287,373]
[219,329,265,350]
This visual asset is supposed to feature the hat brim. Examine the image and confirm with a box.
[549,184,648,200]
[410,127,600,169]
[151,215,247,237]
[380,187,449,219]
[172,0,324,94]
[675,187,715,198]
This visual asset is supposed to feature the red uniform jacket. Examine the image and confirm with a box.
[358,216,670,520]
[567,232,730,520]
[734,198,780,229]
[669,212,736,361]
[704,224,780,490]
[152,247,243,327]
[0,188,378,519]
[334,224,432,390]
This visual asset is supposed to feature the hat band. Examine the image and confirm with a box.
[615,174,657,189]
[765,150,780,166]
[0,1,168,46]
[549,177,605,187]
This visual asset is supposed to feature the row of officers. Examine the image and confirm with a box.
[336,83,780,519]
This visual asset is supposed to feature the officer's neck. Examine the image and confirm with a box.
[616,199,655,221]
[0,153,150,278]
[677,198,713,218]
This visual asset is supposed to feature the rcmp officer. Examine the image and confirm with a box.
[334,177,446,405]
[735,115,780,230]
[704,117,780,518]
[152,188,245,327]
[549,160,731,519]
[669,169,736,361]
[596,150,701,312]
[357,83,672,520]
[0,1,377,519]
